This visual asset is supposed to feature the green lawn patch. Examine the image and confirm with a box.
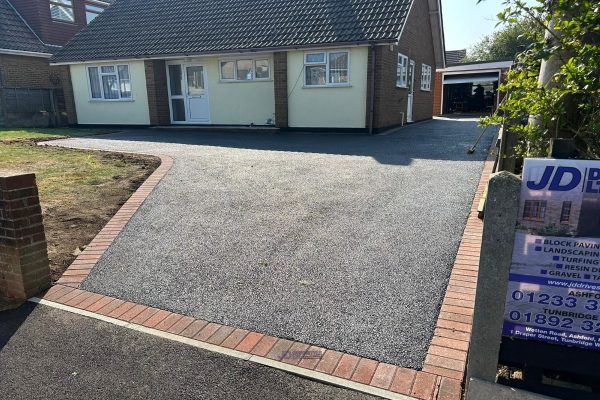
[0,127,118,142]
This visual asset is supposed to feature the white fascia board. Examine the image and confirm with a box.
[438,60,513,72]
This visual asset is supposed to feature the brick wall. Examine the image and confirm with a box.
[0,54,61,89]
[10,0,107,46]
[366,0,437,130]
[0,173,51,301]
[144,60,170,126]
[273,51,288,128]
[57,65,77,124]
[396,0,436,123]
[0,54,72,126]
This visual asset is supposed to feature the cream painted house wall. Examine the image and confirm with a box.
[287,47,368,128]
[70,61,150,125]
[204,56,275,125]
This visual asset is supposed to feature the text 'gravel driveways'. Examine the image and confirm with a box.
[51,119,495,369]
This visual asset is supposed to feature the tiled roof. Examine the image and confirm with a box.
[0,0,50,55]
[52,0,413,63]
[445,49,466,65]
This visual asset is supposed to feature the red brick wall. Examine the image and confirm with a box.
[10,0,107,46]
[366,0,437,130]
[273,51,288,128]
[396,0,436,123]
[0,54,61,88]
[0,54,75,125]
[144,60,171,126]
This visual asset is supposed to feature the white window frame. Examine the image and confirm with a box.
[50,0,75,22]
[86,64,134,101]
[219,58,271,82]
[421,64,432,91]
[303,49,351,88]
[397,53,408,88]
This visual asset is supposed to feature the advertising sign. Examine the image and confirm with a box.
[503,159,600,350]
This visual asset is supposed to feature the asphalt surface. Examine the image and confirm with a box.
[0,303,374,400]
[50,118,495,368]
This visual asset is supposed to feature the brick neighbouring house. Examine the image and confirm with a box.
[0,0,112,127]
[51,0,446,132]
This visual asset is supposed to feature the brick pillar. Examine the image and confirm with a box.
[433,71,443,116]
[145,60,171,126]
[0,173,51,301]
[273,52,288,128]
[57,65,78,124]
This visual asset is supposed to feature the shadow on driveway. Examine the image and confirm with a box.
[78,119,494,166]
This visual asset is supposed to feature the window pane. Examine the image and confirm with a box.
[236,60,253,80]
[50,4,74,21]
[102,75,119,99]
[101,65,115,73]
[117,65,131,98]
[86,12,98,23]
[168,65,183,95]
[171,99,186,121]
[306,53,325,63]
[329,52,348,84]
[186,66,205,96]
[88,67,101,98]
[117,65,130,80]
[305,65,325,86]
[255,59,269,79]
[220,61,234,80]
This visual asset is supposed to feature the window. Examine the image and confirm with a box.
[87,65,132,100]
[85,3,105,24]
[304,50,350,87]
[397,54,408,87]
[560,201,572,223]
[50,0,74,22]
[421,64,432,91]
[523,200,547,221]
[219,58,270,81]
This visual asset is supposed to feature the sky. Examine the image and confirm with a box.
[442,0,509,51]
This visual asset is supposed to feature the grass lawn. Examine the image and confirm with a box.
[0,127,117,142]
[0,128,159,281]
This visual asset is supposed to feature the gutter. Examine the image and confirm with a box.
[0,48,52,58]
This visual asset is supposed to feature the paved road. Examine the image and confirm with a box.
[50,119,495,368]
[0,303,374,400]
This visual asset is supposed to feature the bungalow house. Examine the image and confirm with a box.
[51,0,445,132]
[0,0,112,127]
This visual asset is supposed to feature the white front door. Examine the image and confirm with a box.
[167,63,210,124]
[407,60,415,123]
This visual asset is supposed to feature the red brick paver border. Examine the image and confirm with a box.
[39,146,496,400]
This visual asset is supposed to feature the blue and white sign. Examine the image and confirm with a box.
[503,159,600,350]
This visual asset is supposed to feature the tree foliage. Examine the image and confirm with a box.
[480,0,600,159]
[464,18,541,62]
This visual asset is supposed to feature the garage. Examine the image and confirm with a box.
[433,60,513,116]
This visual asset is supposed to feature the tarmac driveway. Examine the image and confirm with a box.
[50,119,495,369]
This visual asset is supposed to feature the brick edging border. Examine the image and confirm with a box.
[41,146,496,400]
